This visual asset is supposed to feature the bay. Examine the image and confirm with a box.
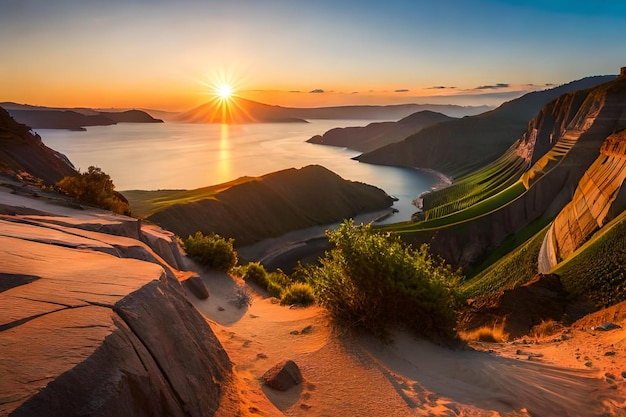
[38,120,440,224]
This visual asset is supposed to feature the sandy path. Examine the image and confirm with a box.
[186,265,625,416]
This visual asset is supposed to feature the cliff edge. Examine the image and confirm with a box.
[0,183,238,417]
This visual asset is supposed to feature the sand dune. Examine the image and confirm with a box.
[186,263,626,416]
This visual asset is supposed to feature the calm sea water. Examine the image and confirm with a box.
[38,121,439,224]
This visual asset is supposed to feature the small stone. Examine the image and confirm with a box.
[290,330,299,335]
[594,322,622,331]
[605,373,616,380]
[217,306,225,311]
[621,371,626,379]
[257,353,268,359]
[301,325,313,334]
[604,351,616,356]
[262,360,303,391]
[584,362,593,368]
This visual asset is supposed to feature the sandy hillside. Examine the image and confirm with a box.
[185,263,626,417]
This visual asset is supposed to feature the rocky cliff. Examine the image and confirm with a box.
[0,106,77,184]
[539,129,626,271]
[422,75,626,267]
[0,182,239,416]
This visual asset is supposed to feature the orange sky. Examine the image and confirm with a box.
[1,1,623,112]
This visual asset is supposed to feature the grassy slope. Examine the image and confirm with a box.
[125,165,393,246]
[122,176,254,217]
[551,210,626,308]
[460,224,549,297]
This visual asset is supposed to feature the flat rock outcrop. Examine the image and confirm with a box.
[0,185,237,416]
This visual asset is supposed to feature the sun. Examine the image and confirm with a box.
[216,84,233,100]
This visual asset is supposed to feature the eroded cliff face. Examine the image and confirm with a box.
[539,130,626,272]
[0,184,238,416]
[427,77,626,267]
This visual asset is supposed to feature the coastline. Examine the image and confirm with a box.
[422,167,453,191]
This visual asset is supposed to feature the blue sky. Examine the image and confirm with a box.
[0,0,623,109]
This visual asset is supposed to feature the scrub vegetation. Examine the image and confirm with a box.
[56,166,131,215]
[184,231,238,272]
[303,220,462,340]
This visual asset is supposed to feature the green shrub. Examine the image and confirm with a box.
[184,231,238,271]
[281,282,315,306]
[242,262,268,287]
[268,268,291,288]
[308,219,461,340]
[56,166,130,215]
[290,261,314,283]
[266,280,285,298]
[266,269,291,298]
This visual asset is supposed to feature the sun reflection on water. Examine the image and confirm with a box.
[218,123,231,180]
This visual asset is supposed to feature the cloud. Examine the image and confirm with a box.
[475,83,510,90]
[309,88,324,93]
[394,89,410,93]
[428,85,456,89]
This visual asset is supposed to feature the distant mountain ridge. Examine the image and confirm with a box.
[176,96,491,124]
[357,75,617,178]
[1,102,163,130]
[307,110,456,153]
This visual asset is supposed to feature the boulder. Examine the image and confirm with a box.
[262,360,303,391]
[183,273,210,300]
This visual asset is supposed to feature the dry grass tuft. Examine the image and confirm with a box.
[530,319,560,339]
[459,323,509,343]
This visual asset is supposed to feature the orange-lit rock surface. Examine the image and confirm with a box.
[0,184,237,417]
[540,130,626,271]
